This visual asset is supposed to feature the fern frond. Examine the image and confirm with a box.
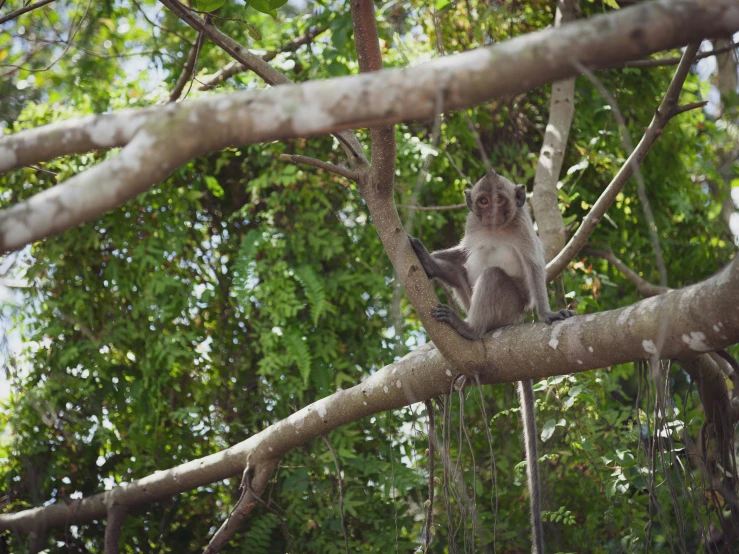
[284,330,312,383]
[294,265,329,325]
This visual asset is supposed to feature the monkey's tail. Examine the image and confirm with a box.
[518,379,544,554]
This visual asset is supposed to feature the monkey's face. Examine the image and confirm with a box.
[466,174,524,230]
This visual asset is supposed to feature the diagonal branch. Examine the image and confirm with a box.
[1,255,738,534]
[545,42,701,281]
[203,460,278,554]
[584,246,670,297]
[169,30,204,103]
[0,0,56,25]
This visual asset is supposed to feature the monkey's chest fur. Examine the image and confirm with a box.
[464,233,525,290]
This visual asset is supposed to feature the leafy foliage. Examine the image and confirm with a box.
[0,0,737,553]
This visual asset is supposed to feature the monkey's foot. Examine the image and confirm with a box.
[408,236,435,278]
[431,304,477,340]
[541,309,575,325]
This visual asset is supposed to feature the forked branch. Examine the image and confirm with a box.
[546,43,701,281]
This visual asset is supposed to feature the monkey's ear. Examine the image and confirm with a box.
[465,189,473,211]
[515,185,526,208]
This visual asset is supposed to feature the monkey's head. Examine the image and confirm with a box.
[465,172,526,230]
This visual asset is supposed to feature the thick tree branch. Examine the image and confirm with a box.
[0,0,55,25]
[197,25,329,91]
[1,256,738,534]
[104,505,126,554]
[159,0,366,167]
[531,0,576,262]
[584,247,670,297]
[1,0,738,256]
[546,42,701,281]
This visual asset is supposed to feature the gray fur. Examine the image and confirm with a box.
[409,172,575,554]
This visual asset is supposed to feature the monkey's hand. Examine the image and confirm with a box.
[540,309,575,325]
[408,236,437,279]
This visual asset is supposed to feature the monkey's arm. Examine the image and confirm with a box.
[409,237,472,309]
[529,257,574,325]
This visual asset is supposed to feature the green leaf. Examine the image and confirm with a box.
[196,0,226,11]
[184,189,204,202]
[249,0,277,17]
[326,61,350,77]
[284,330,311,383]
[293,266,328,325]
[603,0,620,8]
[435,0,451,10]
[204,175,224,198]
[246,23,262,41]
[269,0,288,8]
[541,418,556,442]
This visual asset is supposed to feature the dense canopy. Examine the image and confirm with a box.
[0,1,738,553]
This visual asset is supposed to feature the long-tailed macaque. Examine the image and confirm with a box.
[409,170,574,554]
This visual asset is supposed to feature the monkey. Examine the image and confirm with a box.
[409,170,574,554]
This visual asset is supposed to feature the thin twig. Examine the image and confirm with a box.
[610,41,738,69]
[279,154,359,181]
[545,44,701,281]
[584,247,671,297]
[423,400,436,553]
[197,24,329,91]
[322,434,349,554]
[244,479,295,554]
[169,30,204,103]
[0,0,55,25]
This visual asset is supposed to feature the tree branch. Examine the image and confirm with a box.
[197,24,330,91]
[203,460,278,554]
[104,505,126,554]
[0,0,56,25]
[531,0,576,262]
[350,0,396,194]
[279,154,359,181]
[610,40,739,69]
[545,42,701,281]
[323,434,349,554]
[584,247,671,297]
[2,0,738,256]
[169,30,204,103]
[1,256,738,534]
[159,0,366,166]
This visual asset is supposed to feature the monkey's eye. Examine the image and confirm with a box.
[478,198,489,206]
[495,196,505,205]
